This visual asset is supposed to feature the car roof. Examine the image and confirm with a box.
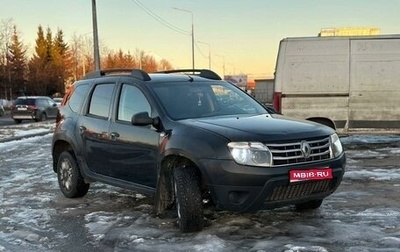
[81,69,222,83]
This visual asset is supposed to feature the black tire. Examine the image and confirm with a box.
[296,199,323,211]
[36,113,47,122]
[57,151,90,198]
[14,119,22,124]
[173,165,204,233]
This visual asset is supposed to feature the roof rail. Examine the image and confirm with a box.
[83,68,151,81]
[155,69,222,80]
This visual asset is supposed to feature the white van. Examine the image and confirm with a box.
[273,35,400,134]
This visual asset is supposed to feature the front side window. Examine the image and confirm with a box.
[117,84,151,122]
[88,84,114,118]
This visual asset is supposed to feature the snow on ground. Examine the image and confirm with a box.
[1,124,400,251]
[0,121,55,141]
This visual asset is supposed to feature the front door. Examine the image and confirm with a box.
[107,83,159,188]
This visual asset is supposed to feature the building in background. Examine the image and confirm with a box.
[224,75,248,89]
[319,27,380,37]
[254,79,274,105]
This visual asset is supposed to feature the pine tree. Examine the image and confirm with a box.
[52,29,71,95]
[8,25,27,96]
[27,25,47,95]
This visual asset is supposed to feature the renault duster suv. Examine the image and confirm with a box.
[52,69,346,232]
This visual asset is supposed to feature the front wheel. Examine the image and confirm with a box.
[57,151,90,198]
[296,199,323,211]
[173,165,204,233]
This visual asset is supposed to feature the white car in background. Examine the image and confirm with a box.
[53,98,63,107]
[0,104,4,117]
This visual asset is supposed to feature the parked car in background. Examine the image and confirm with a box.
[0,104,4,117]
[53,97,63,107]
[11,96,58,124]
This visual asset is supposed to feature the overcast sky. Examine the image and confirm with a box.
[1,0,400,79]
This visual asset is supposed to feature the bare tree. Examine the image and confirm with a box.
[0,18,14,100]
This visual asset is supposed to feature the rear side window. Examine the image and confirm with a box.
[65,84,90,113]
[88,84,114,118]
[37,99,49,107]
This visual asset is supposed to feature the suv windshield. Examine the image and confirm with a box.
[151,81,267,120]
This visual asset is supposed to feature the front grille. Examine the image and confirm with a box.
[266,180,332,202]
[266,136,332,166]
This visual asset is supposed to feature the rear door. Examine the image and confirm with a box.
[77,82,115,176]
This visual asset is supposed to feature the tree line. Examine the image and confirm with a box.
[0,19,173,100]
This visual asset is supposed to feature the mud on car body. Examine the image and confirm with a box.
[52,69,346,232]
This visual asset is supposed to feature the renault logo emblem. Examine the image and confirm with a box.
[300,141,311,159]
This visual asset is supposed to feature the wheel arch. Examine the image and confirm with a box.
[154,154,209,213]
[52,139,76,173]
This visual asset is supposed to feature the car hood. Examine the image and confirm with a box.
[180,114,334,142]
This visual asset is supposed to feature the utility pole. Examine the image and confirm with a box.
[92,0,101,71]
[172,8,195,69]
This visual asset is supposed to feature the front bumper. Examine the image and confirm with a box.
[199,153,346,212]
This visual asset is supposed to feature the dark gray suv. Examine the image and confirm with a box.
[11,96,58,124]
[52,69,346,232]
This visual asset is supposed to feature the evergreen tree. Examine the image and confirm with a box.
[27,25,47,95]
[52,29,71,95]
[8,25,27,96]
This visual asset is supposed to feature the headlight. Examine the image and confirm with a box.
[228,142,273,167]
[330,133,343,158]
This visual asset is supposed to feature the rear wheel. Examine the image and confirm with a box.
[296,199,323,211]
[173,165,204,233]
[57,151,89,198]
[36,112,47,122]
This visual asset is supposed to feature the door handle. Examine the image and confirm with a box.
[79,126,86,134]
[110,132,120,140]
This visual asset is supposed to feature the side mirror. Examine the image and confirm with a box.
[131,112,153,126]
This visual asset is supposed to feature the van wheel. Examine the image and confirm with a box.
[14,119,22,124]
[57,151,90,198]
[296,199,323,210]
[173,165,204,232]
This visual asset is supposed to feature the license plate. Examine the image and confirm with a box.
[289,168,333,182]
[17,107,27,111]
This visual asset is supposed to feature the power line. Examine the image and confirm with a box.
[130,0,190,36]
[194,41,207,58]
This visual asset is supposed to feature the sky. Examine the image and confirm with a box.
[1,0,400,80]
